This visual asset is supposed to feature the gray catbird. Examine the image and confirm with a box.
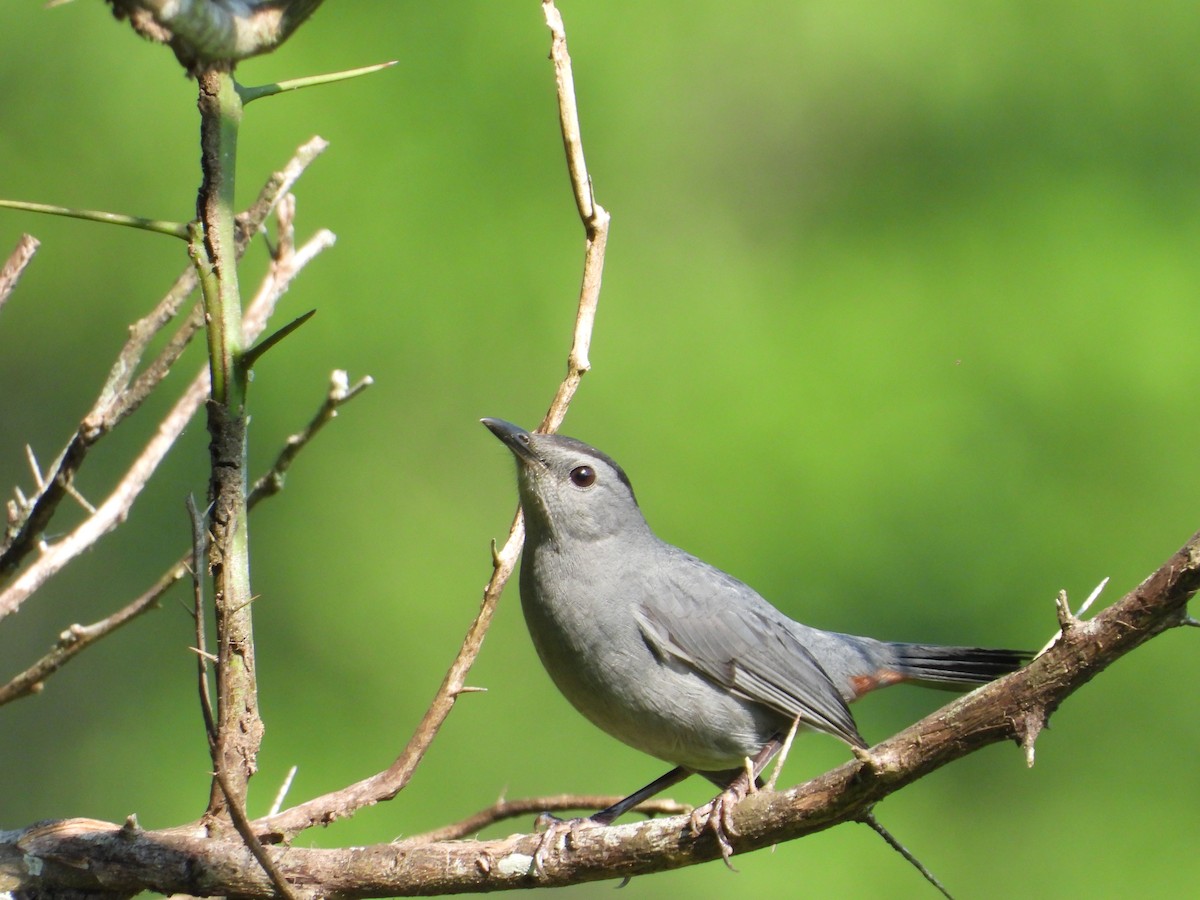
[484,418,1025,862]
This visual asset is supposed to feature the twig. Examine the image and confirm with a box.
[858,810,953,900]
[0,373,209,623]
[0,359,367,708]
[0,233,39,313]
[247,370,373,505]
[252,0,609,841]
[187,494,216,745]
[538,0,609,433]
[0,223,336,623]
[407,795,690,843]
[0,199,188,239]
[212,767,300,900]
[0,561,188,705]
[0,137,329,581]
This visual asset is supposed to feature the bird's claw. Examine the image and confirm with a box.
[689,784,749,868]
[530,813,596,877]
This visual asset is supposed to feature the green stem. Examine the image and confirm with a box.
[197,69,246,404]
[193,66,262,823]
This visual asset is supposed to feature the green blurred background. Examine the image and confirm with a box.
[2,2,1198,897]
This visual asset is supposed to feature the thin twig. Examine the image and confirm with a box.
[407,795,690,843]
[0,137,329,581]
[538,0,609,433]
[0,359,368,708]
[187,494,216,746]
[0,233,39,313]
[0,224,336,623]
[247,370,373,505]
[859,810,953,900]
[0,562,188,706]
[212,767,300,900]
[252,1,609,841]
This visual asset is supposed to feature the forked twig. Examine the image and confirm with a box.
[253,0,611,840]
[0,368,370,708]
[407,794,689,843]
[0,137,330,583]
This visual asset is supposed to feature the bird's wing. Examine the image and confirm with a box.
[635,551,866,749]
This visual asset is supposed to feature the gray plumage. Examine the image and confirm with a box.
[484,418,1025,788]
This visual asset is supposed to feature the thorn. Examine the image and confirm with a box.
[25,444,45,491]
[860,809,954,900]
[1039,579,1107,657]
[1053,589,1076,632]
[742,756,757,794]
[765,715,802,791]
[851,744,880,773]
[189,646,219,664]
[1018,710,1044,768]
[238,61,399,104]
[243,309,317,370]
[268,765,298,817]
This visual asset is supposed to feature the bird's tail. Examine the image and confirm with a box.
[887,642,1029,691]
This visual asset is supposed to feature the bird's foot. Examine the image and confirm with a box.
[530,812,600,877]
[688,781,751,869]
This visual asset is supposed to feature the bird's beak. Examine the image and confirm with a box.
[482,417,545,468]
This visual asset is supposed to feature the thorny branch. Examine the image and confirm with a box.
[0,365,370,708]
[4,525,1198,894]
[0,137,329,589]
[0,217,333,626]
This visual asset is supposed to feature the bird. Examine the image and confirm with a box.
[482,417,1026,865]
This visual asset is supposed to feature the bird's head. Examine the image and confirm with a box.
[483,418,648,544]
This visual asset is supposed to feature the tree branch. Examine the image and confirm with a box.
[4,527,1196,895]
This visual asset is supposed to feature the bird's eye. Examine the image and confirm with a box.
[569,465,596,488]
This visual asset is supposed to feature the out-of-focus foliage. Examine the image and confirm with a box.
[1,2,1197,897]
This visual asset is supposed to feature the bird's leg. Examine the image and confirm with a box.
[531,766,693,876]
[689,737,781,867]
[590,765,693,824]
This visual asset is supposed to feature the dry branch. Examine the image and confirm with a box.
[3,524,1196,894]
[0,137,329,588]
[248,0,610,842]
